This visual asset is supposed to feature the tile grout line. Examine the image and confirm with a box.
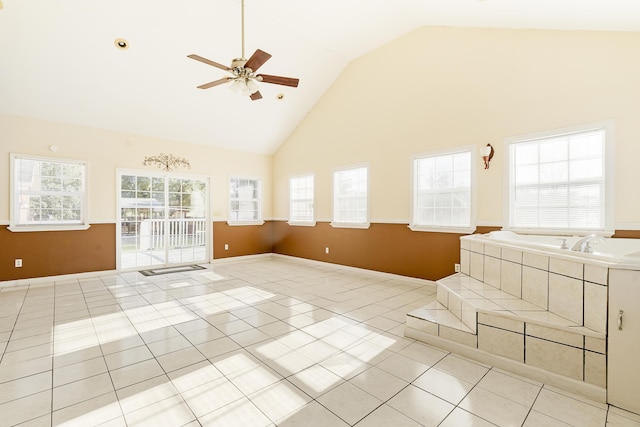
[0,285,29,366]
[93,275,130,426]
[0,259,626,426]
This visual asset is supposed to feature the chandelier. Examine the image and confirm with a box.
[143,153,191,171]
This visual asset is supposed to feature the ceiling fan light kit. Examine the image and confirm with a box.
[188,0,299,101]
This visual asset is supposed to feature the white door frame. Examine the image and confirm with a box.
[116,168,211,271]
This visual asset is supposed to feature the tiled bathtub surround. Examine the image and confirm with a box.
[406,234,617,397]
[460,237,609,334]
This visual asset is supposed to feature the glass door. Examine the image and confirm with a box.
[118,171,209,270]
[166,177,208,265]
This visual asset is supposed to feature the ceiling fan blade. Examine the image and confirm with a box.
[257,74,299,87]
[250,91,263,101]
[244,49,272,72]
[197,77,231,89]
[187,54,231,71]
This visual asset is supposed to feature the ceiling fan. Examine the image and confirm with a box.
[187,0,299,101]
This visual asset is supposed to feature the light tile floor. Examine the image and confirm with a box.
[1,257,639,427]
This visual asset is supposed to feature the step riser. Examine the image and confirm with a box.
[436,282,477,332]
[404,326,606,404]
[406,310,606,389]
[406,315,477,348]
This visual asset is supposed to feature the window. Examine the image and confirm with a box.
[506,121,614,234]
[411,147,475,233]
[332,165,369,228]
[289,174,315,225]
[9,153,89,231]
[228,177,263,225]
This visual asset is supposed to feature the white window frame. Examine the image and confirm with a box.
[227,176,264,226]
[409,145,477,234]
[504,120,615,236]
[331,164,370,229]
[288,173,316,227]
[9,153,90,232]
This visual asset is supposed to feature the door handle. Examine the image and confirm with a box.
[618,309,624,331]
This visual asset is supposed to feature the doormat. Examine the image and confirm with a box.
[139,265,207,276]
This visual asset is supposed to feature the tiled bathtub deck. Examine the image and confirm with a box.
[410,273,588,333]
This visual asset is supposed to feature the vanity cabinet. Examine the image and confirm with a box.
[608,269,640,414]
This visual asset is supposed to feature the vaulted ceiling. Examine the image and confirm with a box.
[1,0,639,154]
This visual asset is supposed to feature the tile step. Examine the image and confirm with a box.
[436,273,584,333]
[406,303,478,348]
[407,303,473,333]
[413,273,604,340]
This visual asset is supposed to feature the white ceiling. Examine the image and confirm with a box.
[1,0,639,155]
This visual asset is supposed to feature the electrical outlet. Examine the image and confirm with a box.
[15,259,22,268]
[454,263,461,273]
[325,247,329,254]
[224,244,229,251]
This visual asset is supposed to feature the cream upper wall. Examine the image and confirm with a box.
[273,26,640,228]
[0,114,272,223]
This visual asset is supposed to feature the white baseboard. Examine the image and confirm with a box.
[211,253,273,264]
[1,253,435,291]
[0,269,119,289]
[271,254,436,286]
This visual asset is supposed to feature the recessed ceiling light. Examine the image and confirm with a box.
[114,38,129,50]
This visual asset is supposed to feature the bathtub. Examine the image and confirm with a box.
[456,229,640,413]
[481,230,640,263]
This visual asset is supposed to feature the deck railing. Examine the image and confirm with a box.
[139,218,207,249]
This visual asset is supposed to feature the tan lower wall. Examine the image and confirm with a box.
[0,223,116,281]
[212,221,274,259]
[214,220,501,281]
[612,230,640,238]
[272,221,490,281]
[5,222,634,283]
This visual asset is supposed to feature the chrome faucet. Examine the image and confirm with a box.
[571,234,603,253]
